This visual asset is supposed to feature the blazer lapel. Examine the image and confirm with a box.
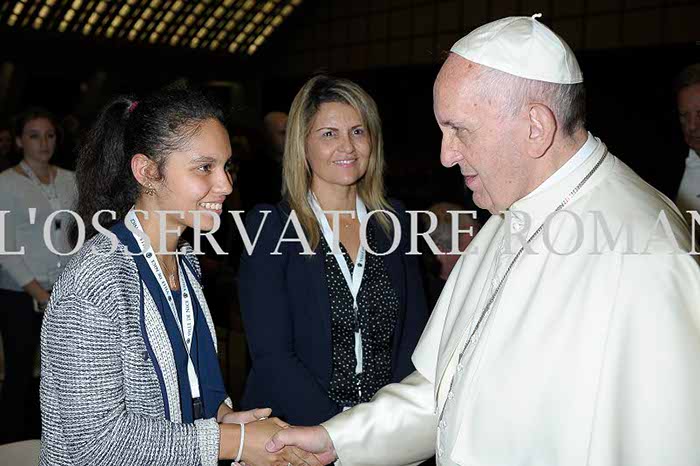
[280,200,333,368]
[141,283,183,423]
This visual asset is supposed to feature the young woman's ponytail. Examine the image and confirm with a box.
[72,97,139,242]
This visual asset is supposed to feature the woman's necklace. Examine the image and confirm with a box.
[339,215,356,229]
[314,191,358,229]
[158,256,178,289]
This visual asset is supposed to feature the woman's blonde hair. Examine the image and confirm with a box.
[283,75,394,251]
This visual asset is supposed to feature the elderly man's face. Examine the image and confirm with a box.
[678,83,700,152]
[434,55,527,215]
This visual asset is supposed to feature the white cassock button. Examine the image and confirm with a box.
[448,391,455,400]
[439,420,447,430]
[437,447,444,458]
[456,363,464,372]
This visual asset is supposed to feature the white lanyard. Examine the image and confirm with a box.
[308,192,367,375]
[20,161,62,212]
[20,161,65,280]
[126,210,200,399]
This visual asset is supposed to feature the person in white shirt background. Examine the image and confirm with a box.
[675,63,700,219]
[0,108,77,444]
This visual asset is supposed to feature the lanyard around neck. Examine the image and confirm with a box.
[20,160,61,211]
[126,209,200,399]
[308,192,368,375]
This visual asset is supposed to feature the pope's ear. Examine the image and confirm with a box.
[525,103,556,159]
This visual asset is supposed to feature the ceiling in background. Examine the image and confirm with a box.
[1,0,303,56]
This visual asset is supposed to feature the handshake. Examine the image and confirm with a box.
[218,407,338,466]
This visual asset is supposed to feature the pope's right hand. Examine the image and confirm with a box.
[239,418,323,466]
[265,425,338,466]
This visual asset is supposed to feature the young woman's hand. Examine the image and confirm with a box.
[241,417,323,466]
[219,406,272,424]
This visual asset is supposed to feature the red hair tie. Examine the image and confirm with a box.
[128,101,139,113]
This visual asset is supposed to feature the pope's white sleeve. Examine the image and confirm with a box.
[322,370,438,466]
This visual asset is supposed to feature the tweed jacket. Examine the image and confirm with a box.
[40,232,231,466]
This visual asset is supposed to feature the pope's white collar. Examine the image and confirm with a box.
[523,131,598,200]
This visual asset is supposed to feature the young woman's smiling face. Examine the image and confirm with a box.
[155,118,234,232]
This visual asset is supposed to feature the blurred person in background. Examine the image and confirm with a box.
[675,63,700,218]
[0,108,77,444]
[263,111,288,163]
[238,111,287,213]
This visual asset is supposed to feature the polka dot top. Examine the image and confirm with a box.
[320,224,400,408]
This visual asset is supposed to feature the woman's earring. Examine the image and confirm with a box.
[144,183,156,196]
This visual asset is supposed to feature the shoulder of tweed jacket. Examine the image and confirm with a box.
[40,233,222,466]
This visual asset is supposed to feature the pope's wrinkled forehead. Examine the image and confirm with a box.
[433,55,485,119]
[435,53,481,86]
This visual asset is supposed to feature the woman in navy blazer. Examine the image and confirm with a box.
[239,76,429,426]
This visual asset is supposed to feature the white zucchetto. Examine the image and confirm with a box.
[450,14,583,84]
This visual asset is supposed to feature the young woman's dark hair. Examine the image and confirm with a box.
[14,107,61,141]
[73,87,225,241]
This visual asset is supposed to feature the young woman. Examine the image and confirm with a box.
[0,108,76,443]
[39,89,315,466]
[239,75,429,426]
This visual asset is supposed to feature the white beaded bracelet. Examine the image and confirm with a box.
[234,422,245,463]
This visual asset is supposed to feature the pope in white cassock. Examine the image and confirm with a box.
[267,14,700,466]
